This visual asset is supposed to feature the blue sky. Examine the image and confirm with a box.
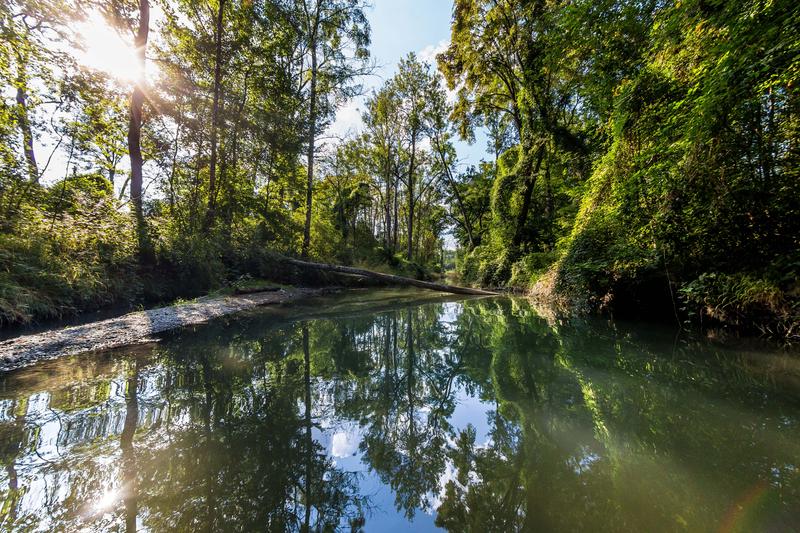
[328,0,490,169]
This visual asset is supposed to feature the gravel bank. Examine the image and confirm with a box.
[0,288,319,372]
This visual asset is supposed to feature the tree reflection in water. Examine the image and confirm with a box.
[0,291,798,531]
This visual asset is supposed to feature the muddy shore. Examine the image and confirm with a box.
[0,288,321,372]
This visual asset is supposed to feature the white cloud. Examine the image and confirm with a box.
[419,39,458,104]
[326,97,365,140]
[419,38,449,64]
[331,430,360,458]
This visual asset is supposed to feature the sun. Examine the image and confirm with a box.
[76,12,145,83]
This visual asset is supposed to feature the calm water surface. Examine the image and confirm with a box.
[0,290,799,532]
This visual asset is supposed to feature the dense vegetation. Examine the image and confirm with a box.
[1,0,798,337]
[441,0,800,337]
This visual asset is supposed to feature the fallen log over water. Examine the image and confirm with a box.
[285,258,498,296]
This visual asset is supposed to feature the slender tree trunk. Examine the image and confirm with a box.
[15,71,38,182]
[406,135,416,261]
[12,38,38,184]
[121,362,139,533]
[302,325,312,529]
[222,76,248,232]
[434,137,474,248]
[393,175,399,250]
[301,42,318,258]
[765,87,775,186]
[384,148,392,247]
[206,0,225,228]
[168,123,181,209]
[544,145,553,219]
[128,0,149,255]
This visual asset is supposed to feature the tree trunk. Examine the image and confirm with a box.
[206,0,225,228]
[511,144,545,249]
[285,257,497,295]
[15,81,38,182]
[434,136,474,248]
[301,41,318,258]
[393,175,399,250]
[384,148,392,247]
[128,0,149,255]
[12,40,37,183]
[406,135,417,261]
[222,74,249,232]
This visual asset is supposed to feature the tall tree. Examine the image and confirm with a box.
[205,0,225,227]
[291,0,370,258]
[392,54,433,261]
[438,0,585,254]
[426,74,476,249]
[363,84,402,250]
[127,0,149,251]
[13,25,38,183]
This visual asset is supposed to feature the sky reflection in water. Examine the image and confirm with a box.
[0,289,799,531]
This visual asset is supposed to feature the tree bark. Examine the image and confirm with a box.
[128,0,149,254]
[206,0,226,228]
[221,72,249,231]
[393,174,399,250]
[285,257,497,295]
[511,144,545,249]
[384,147,392,248]
[13,39,37,183]
[15,84,37,182]
[301,40,318,258]
[406,134,417,261]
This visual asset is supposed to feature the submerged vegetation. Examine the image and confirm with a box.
[1,0,798,336]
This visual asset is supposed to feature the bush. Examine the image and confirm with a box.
[0,195,138,325]
[508,252,559,289]
[457,245,513,288]
[680,272,799,337]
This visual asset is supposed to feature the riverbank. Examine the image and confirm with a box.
[0,287,323,372]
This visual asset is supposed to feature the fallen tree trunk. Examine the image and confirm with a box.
[285,258,497,296]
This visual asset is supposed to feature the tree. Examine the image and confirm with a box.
[127,0,150,253]
[204,0,225,227]
[290,0,371,258]
[392,54,434,262]
[426,73,476,250]
[363,85,402,250]
[439,0,587,254]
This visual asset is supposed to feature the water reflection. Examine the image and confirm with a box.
[0,291,799,531]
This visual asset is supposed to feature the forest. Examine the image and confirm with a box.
[1,0,798,337]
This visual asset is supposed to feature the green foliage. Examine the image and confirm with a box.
[457,245,512,288]
[680,271,800,337]
[447,0,799,336]
[0,194,138,325]
[1,0,797,339]
[508,251,559,289]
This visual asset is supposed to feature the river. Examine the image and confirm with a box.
[0,289,798,531]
